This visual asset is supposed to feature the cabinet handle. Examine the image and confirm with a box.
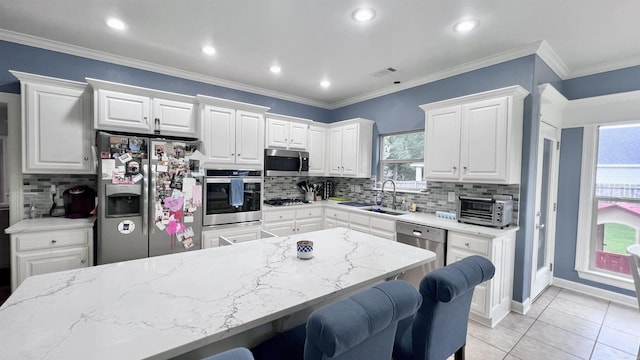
[51,240,57,244]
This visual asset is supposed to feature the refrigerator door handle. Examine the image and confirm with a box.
[143,163,149,236]
[150,163,157,235]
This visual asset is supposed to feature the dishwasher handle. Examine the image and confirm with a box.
[412,230,422,236]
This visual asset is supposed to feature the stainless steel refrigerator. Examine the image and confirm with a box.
[96,131,204,264]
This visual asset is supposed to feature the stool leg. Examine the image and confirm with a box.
[454,345,465,360]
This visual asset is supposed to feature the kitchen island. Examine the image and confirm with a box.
[0,227,435,360]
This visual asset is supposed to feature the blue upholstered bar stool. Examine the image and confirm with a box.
[252,279,422,360]
[202,347,254,360]
[393,255,495,360]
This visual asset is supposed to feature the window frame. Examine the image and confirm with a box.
[378,130,425,191]
[575,123,638,291]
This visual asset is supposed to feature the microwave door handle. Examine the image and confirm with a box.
[299,153,302,174]
[142,164,149,236]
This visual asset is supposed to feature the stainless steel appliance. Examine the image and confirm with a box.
[204,169,262,226]
[96,132,204,264]
[457,195,513,228]
[264,149,309,176]
[396,221,447,288]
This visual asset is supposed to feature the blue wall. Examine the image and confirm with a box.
[332,56,538,302]
[550,64,640,297]
[0,40,331,122]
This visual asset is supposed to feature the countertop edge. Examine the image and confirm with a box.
[4,217,96,234]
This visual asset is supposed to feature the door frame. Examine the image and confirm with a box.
[530,120,561,300]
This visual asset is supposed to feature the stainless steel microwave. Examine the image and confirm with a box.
[264,149,309,176]
[457,195,513,228]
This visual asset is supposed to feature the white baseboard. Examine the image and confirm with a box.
[511,297,531,315]
[553,277,639,309]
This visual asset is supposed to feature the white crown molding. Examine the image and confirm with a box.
[0,29,330,109]
[566,56,640,79]
[535,40,569,79]
[329,41,545,109]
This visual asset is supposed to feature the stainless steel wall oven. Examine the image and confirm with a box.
[203,169,262,226]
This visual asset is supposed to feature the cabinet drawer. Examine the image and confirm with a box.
[295,207,322,219]
[370,218,395,232]
[448,232,489,256]
[349,213,370,227]
[15,229,90,252]
[263,210,296,222]
[324,208,349,220]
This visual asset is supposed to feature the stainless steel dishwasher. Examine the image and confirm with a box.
[396,220,447,288]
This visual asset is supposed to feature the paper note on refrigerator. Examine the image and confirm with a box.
[192,185,202,207]
[101,159,116,180]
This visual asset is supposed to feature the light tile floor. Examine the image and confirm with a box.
[458,286,640,360]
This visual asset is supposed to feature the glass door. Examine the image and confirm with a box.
[531,122,560,300]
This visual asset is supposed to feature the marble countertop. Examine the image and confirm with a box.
[0,227,435,360]
[264,201,518,237]
[4,217,96,234]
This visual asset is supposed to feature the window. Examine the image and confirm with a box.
[379,131,425,190]
[576,123,640,290]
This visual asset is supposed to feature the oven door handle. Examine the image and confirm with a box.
[206,178,262,184]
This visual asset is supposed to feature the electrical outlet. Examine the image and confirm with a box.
[448,192,456,202]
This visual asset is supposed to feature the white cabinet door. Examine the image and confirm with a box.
[460,97,508,182]
[97,89,151,132]
[296,218,322,233]
[202,105,236,164]
[340,124,359,176]
[235,110,264,165]
[266,118,289,148]
[23,82,93,173]
[424,106,461,180]
[16,247,89,287]
[308,125,327,175]
[152,98,196,137]
[327,127,343,175]
[288,122,308,150]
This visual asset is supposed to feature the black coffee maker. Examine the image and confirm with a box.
[63,185,96,218]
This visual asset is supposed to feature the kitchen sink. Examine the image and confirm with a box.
[364,208,406,216]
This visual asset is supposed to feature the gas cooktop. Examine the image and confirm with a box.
[264,198,310,207]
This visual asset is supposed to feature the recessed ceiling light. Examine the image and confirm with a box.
[320,80,331,88]
[202,46,216,56]
[351,8,376,22]
[453,19,479,33]
[270,66,282,74]
[106,17,126,31]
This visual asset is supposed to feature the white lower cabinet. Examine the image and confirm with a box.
[323,208,350,229]
[9,224,93,291]
[446,230,516,328]
[263,208,323,236]
[202,223,262,248]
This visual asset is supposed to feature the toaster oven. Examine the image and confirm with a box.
[457,195,513,228]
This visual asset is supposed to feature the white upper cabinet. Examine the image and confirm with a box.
[308,124,327,175]
[87,78,197,137]
[265,114,310,150]
[327,118,373,178]
[421,85,529,184]
[10,71,94,174]
[197,95,269,169]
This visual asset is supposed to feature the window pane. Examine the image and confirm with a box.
[593,123,640,276]
[381,163,426,190]
[382,132,424,160]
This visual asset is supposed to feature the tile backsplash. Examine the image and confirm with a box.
[22,174,97,218]
[264,176,520,225]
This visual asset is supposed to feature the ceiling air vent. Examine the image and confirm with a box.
[370,67,397,77]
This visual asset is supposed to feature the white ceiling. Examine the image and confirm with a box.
[1,0,640,109]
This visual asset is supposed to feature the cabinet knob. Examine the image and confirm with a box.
[464,242,470,247]
[231,153,235,156]
[84,156,89,161]
[284,138,288,142]
[51,240,57,244]
[453,166,457,170]
[237,153,241,156]
[463,166,467,170]
[279,215,283,219]
[80,259,86,264]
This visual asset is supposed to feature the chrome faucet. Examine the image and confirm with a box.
[381,180,398,210]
